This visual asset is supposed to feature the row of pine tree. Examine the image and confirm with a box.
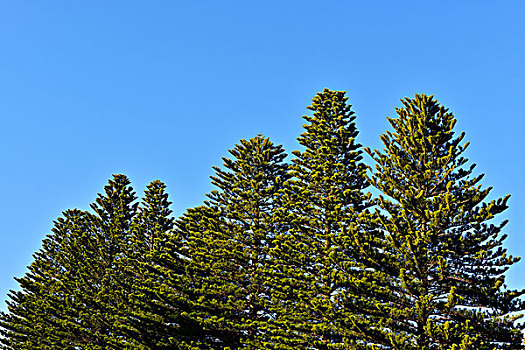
[1,89,523,349]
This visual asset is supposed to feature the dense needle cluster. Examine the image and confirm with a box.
[1,89,523,349]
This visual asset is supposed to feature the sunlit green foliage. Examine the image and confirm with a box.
[0,175,140,349]
[1,91,523,350]
[268,89,373,349]
[366,94,524,349]
[178,135,290,349]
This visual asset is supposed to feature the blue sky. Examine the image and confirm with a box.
[1,1,524,310]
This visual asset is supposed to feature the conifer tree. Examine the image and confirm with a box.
[0,174,141,349]
[122,180,199,349]
[178,135,290,349]
[0,209,97,349]
[366,94,525,349]
[86,174,139,348]
[269,89,372,349]
[176,205,242,349]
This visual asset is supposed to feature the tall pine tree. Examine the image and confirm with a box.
[177,135,290,349]
[1,209,97,349]
[269,88,372,349]
[366,94,525,349]
[0,175,141,349]
[118,179,199,349]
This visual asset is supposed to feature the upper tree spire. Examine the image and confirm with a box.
[366,94,524,349]
[0,174,142,349]
[179,134,290,348]
[270,88,372,348]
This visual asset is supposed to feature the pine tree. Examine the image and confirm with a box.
[178,135,290,349]
[86,174,139,348]
[0,174,140,349]
[269,88,372,349]
[176,205,242,349]
[0,209,97,349]
[366,94,525,349]
[122,180,199,349]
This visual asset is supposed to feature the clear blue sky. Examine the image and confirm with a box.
[1,1,524,310]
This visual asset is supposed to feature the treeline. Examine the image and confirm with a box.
[1,90,524,349]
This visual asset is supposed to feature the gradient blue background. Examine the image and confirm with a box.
[1,1,524,310]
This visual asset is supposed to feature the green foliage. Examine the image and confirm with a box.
[177,135,290,349]
[366,94,525,349]
[120,180,200,349]
[0,174,140,349]
[1,90,523,350]
[1,209,97,349]
[268,88,372,349]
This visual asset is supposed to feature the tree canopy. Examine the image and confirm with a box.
[1,90,523,350]
[365,94,524,349]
